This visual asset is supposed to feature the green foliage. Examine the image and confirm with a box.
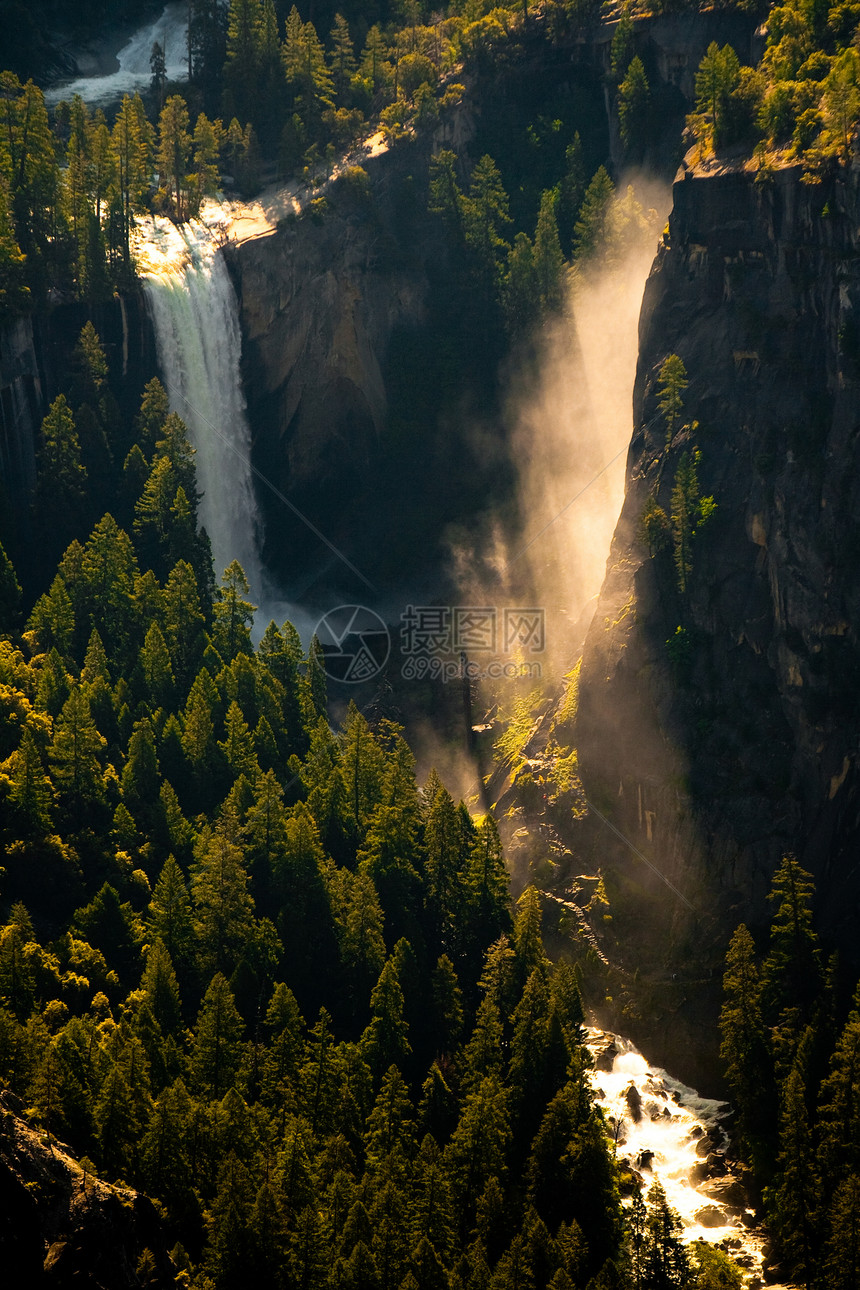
[572,167,614,262]
[718,860,860,1285]
[693,43,742,149]
[617,56,650,159]
[656,355,688,446]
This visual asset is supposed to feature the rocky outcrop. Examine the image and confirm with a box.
[0,1091,174,1287]
[574,158,860,1083]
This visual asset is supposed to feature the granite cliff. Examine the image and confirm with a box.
[573,157,860,1083]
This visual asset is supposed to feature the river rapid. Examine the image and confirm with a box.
[586,1030,793,1289]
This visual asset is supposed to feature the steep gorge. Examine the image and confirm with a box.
[574,158,860,1083]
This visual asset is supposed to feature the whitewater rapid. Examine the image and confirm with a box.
[136,208,263,603]
[45,2,188,106]
[587,1030,791,1288]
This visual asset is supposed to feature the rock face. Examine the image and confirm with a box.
[0,1092,174,1287]
[226,137,455,592]
[575,160,860,1082]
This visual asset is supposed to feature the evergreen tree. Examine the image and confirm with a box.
[8,727,53,834]
[361,957,411,1081]
[192,972,245,1097]
[191,830,256,977]
[35,395,88,539]
[48,686,106,825]
[157,96,192,220]
[557,134,586,258]
[533,190,565,313]
[720,925,774,1165]
[656,355,688,446]
[572,168,614,262]
[694,43,741,149]
[214,561,256,661]
[618,57,650,159]
[148,855,195,970]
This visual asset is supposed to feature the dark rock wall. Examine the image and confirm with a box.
[575,161,860,1083]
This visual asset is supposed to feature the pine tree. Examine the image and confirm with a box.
[225,0,263,128]
[0,173,29,316]
[557,135,586,257]
[762,855,824,1059]
[670,451,700,595]
[111,94,152,275]
[157,96,192,220]
[79,514,138,662]
[365,1063,415,1167]
[148,855,195,969]
[204,1150,256,1283]
[140,938,183,1035]
[48,686,107,824]
[694,43,741,150]
[192,830,256,977]
[139,621,175,709]
[214,561,256,661]
[824,1174,860,1290]
[504,233,540,337]
[769,1062,819,1283]
[140,1077,194,1208]
[656,354,688,445]
[424,784,466,956]
[74,883,143,984]
[361,957,411,1081]
[533,190,565,313]
[720,924,774,1165]
[618,57,651,159]
[338,870,387,1025]
[644,1183,688,1288]
[163,559,207,687]
[192,972,245,1097]
[572,168,614,262]
[8,727,53,834]
[446,1074,512,1215]
[35,395,88,535]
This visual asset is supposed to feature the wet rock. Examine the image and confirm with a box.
[695,1135,714,1158]
[689,1125,704,1138]
[695,1205,726,1229]
[636,1150,655,1170]
[702,1177,747,1209]
[625,1084,642,1121]
[593,1040,619,1072]
[706,1152,727,1175]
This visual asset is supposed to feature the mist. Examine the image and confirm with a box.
[449,178,671,683]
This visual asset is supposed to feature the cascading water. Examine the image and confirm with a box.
[46,2,189,106]
[586,1030,792,1289]
[136,209,263,603]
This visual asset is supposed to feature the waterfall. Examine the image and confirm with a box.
[45,2,189,106]
[138,213,263,603]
